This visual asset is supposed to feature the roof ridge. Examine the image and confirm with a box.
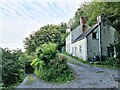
[72,23,98,43]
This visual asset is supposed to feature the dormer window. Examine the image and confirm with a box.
[92,32,98,39]
[92,32,96,39]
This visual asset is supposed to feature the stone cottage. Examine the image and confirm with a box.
[66,15,118,61]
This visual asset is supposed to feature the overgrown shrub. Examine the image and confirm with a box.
[21,53,35,74]
[2,48,25,88]
[31,43,74,83]
[36,42,57,64]
[101,57,120,68]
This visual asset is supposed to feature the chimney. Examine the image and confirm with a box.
[80,17,87,32]
[97,15,102,24]
[97,14,109,26]
[66,25,71,33]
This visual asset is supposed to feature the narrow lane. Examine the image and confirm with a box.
[17,54,119,88]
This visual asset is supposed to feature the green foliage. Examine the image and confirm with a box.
[25,74,35,85]
[24,23,67,54]
[31,58,45,70]
[64,52,120,69]
[101,57,120,68]
[2,48,25,88]
[115,41,120,59]
[0,48,2,65]
[68,2,120,32]
[34,56,74,83]
[36,42,57,64]
[31,43,74,83]
[64,52,89,64]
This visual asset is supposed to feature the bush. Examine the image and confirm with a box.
[21,53,35,74]
[25,60,34,74]
[31,43,74,83]
[2,48,25,88]
[101,57,120,68]
[32,56,74,83]
[36,42,57,64]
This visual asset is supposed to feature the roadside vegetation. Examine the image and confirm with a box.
[1,1,120,90]
[1,48,25,90]
[93,57,120,69]
[63,53,89,64]
[1,23,70,89]
[63,52,120,69]
[23,23,75,83]
[31,42,74,83]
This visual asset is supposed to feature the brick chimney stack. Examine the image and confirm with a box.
[80,17,87,32]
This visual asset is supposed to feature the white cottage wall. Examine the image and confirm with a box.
[66,33,72,54]
[72,38,87,61]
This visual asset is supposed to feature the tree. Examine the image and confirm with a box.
[24,23,67,54]
[2,48,25,87]
[68,2,120,32]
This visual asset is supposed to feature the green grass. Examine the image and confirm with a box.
[62,53,89,64]
[25,74,35,85]
[67,58,79,65]
[62,52,119,69]
[93,64,116,69]
[93,62,120,69]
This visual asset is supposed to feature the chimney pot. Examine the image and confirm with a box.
[80,17,86,25]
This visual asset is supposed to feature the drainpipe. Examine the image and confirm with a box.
[98,17,102,62]
[114,45,116,58]
[100,23,102,61]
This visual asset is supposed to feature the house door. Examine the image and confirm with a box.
[107,46,114,57]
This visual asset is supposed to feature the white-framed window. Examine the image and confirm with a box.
[79,45,82,53]
[75,46,77,55]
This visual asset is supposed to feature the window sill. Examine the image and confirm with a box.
[92,38,99,40]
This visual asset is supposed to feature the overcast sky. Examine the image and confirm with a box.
[0,0,91,51]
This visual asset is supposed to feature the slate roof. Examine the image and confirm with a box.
[72,23,98,43]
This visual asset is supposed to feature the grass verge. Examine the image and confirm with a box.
[25,74,35,85]
[61,53,89,64]
[62,52,119,69]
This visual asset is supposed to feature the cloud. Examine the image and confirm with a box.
[0,0,91,51]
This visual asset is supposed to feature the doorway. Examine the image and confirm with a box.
[107,46,114,57]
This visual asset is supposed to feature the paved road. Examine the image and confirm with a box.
[17,54,119,88]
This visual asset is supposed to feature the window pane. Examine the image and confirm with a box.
[79,45,82,53]
[92,32,96,39]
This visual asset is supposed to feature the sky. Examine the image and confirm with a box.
[0,0,91,51]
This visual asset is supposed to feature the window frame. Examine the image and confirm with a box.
[79,45,82,53]
[92,32,98,39]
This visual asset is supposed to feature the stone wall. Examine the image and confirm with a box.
[101,23,116,56]
[87,27,100,60]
